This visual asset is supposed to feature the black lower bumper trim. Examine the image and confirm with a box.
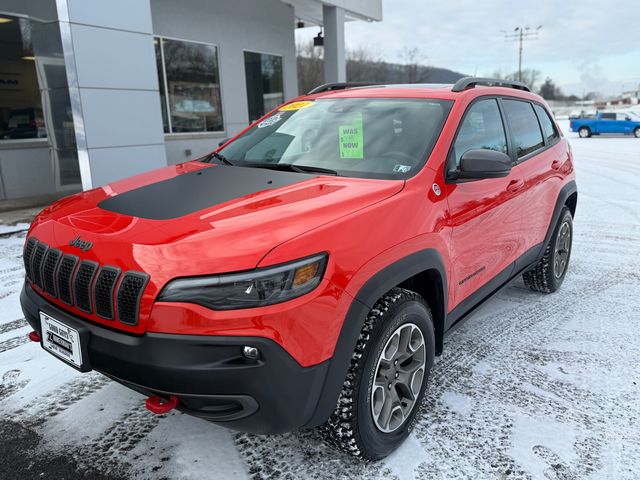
[21,282,329,434]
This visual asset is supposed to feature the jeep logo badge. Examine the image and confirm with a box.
[69,235,93,253]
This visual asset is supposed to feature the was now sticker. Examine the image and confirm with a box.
[339,113,364,159]
[279,101,314,111]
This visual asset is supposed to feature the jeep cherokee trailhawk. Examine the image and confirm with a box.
[21,77,577,459]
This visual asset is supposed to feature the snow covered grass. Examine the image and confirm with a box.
[0,121,639,479]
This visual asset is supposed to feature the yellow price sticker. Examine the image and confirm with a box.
[279,101,314,111]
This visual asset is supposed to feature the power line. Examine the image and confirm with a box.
[501,25,542,82]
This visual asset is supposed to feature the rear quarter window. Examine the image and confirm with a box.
[502,99,545,159]
[533,103,559,144]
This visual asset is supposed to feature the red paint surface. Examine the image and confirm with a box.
[26,85,574,367]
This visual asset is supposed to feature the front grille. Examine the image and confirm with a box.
[42,249,62,297]
[74,261,98,313]
[23,237,38,281]
[31,243,49,290]
[116,272,149,325]
[94,266,121,320]
[57,254,78,305]
[24,237,148,326]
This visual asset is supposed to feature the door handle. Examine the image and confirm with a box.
[506,179,525,193]
[551,159,562,170]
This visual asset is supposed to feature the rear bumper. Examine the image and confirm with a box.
[21,282,329,434]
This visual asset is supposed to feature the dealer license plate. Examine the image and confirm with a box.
[40,311,83,368]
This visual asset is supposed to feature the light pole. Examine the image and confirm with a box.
[502,25,542,82]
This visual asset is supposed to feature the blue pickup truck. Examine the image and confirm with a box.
[570,111,640,138]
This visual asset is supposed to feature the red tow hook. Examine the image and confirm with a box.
[28,331,41,342]
[145,395,179,414]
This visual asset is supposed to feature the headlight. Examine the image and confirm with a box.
[157,253,327,310]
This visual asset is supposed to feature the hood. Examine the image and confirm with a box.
[30,161,403,301]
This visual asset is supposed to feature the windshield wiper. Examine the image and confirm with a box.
[243,162,338,176]
[202,151,233,166]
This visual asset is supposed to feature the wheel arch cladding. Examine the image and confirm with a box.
[304,248,447,428]
[565,191,578,218]
[538,180,578,262]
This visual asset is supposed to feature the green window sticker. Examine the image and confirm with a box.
[339,113,364,159]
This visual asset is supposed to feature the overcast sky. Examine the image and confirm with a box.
[295,0,640,97]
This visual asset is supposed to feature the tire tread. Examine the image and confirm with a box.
[319,287,427,459]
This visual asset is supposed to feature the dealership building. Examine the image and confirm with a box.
[0,0,381,204]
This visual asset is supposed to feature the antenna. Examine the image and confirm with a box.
[502,25,542,82]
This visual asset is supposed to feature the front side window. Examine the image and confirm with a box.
[533,103,559,144]
[244,52,284,123]
[154,38,223,133]
[452,99,507,168]
[219,98,453,180]
[502,99,544,159]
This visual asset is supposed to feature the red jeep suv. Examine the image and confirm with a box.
[21,78,577,459]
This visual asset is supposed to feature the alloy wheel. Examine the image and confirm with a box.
[553,220,571,278]
[370,323,426,433]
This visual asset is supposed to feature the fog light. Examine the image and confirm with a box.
[243,346,259,359]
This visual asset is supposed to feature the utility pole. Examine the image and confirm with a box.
[502,26,542,82]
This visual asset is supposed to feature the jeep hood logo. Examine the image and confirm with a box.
[69,235,93,252]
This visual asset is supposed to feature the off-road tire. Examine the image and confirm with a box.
[578,126,591,138]
[523,207,573,293]
[319,288,435,460]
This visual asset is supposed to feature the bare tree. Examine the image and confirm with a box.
[347,47,383,82]
[399,47,431,83]
[296,41,324,94]
[296,42,443,92]
[492,68,541,91]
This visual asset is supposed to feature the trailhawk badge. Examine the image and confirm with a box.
[69,235,93,252]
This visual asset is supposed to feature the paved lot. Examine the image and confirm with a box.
[1,122,639,479]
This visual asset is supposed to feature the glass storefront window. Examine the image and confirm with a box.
[0,14,46,141]
[244,51,284,123]
[154,37,224,133]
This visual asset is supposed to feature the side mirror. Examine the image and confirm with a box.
[457,149,512,180]
[218,138,230,147]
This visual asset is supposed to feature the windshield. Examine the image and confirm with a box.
[218,98,453,179]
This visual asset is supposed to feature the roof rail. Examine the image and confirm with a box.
[307,82,384,95]
[451,77,531,93]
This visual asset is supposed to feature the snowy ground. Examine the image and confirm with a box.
[1,121,639,479]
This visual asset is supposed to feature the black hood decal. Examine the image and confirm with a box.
[98,165,313,220]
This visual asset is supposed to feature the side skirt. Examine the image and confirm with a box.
[444,243,542,336]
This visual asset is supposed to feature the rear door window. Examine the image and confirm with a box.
[533,103,559,144]
[452,99,508,168]
[502,99,545,159]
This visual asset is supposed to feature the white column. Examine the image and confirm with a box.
[322,5,346,83]
[55,0,167,189]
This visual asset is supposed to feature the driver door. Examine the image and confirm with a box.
[444,98,526,316]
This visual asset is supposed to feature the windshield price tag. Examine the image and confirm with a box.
[279,101,314,111]
[339,113,364,159]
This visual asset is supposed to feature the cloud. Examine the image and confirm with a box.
[297,0,639,93]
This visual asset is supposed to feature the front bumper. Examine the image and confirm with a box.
[21,282,329,434]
